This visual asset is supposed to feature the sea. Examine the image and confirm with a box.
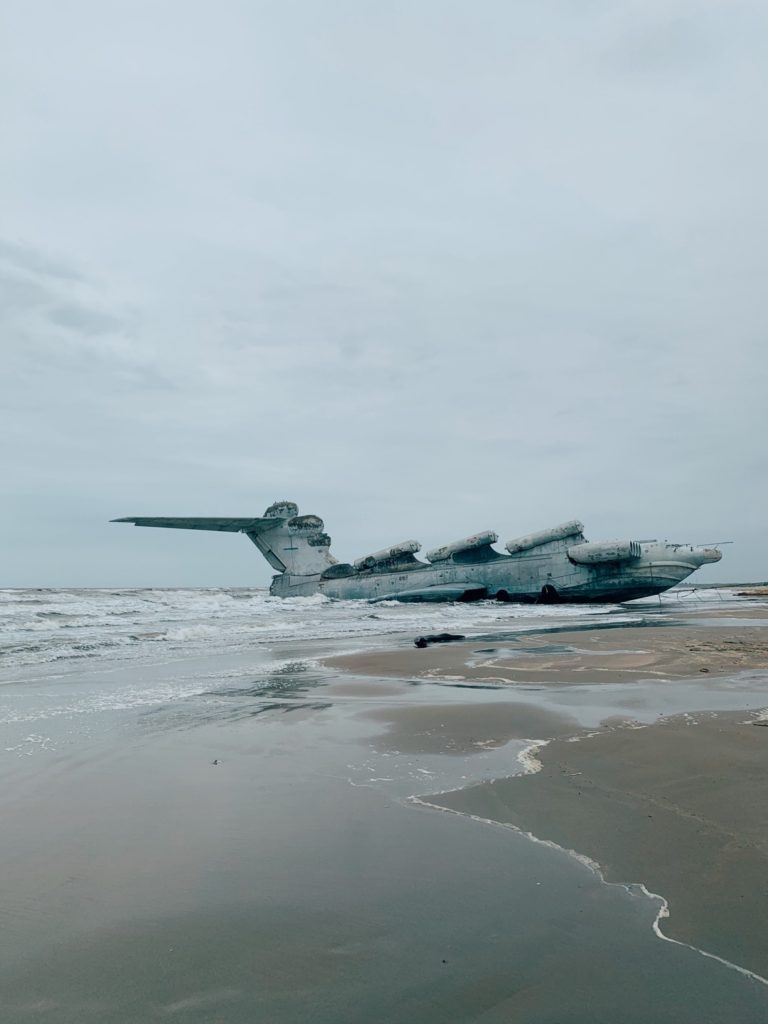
[1,585,649,671]
[0,586,650,730]
[2,586,768,1023]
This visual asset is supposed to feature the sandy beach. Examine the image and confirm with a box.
[3,590,768,1021]
[326,612,768,687]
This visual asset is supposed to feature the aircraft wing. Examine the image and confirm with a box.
[111,517,279,534]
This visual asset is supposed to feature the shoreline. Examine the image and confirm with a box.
[325,608,768,981]
[412,770,768,990]
[426,709,768,981]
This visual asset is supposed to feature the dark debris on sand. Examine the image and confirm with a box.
[414,633,466,649]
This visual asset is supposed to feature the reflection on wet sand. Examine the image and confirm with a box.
[361,701,580,754]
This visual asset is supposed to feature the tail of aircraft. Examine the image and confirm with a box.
[112,500,337,577]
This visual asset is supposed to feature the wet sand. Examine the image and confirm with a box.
[8,671,768,1024]
[362,701,581,754]
[326,622,768,686]
[4,604,768,1021]
[325,609,768,984]
[432,711,768,980]
[4,689,768,1024]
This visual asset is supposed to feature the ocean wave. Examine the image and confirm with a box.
[0,586,747,672]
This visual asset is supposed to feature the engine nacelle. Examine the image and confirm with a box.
[568,540,641,565]
[506,521,584,555]
[426,530,499,563]
[354,540,421,570]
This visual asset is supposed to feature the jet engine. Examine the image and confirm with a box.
[426,531,499,563]
[567,540,641,565]
[354,540,421,571]
[505,521,584,555]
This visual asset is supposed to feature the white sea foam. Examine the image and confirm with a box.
[409,794,768,987]
[0,585,647,671]
[516,738,550,775]
[0,585,754,731]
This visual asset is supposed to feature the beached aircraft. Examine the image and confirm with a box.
[112,501,722,603]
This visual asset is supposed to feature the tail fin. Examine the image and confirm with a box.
[112,500,337,577]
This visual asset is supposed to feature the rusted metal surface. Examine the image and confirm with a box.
[113,501,722,604]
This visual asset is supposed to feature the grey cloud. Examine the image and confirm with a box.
[1,1,766,585]
[601,4,768,78]
[47,304,125,336]
[0,238,177,418]
[0,238,84,282]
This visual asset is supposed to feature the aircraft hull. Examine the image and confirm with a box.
[270,552,711,604]
[113,503,721,604]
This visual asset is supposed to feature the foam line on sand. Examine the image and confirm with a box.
[409,734,768,990]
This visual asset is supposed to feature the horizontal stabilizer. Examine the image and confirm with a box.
[111,517,278,534]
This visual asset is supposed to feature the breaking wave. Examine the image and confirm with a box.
[0,585,661,672]
[0,584,744,676]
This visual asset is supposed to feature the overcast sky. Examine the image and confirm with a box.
[2,0,766,587]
